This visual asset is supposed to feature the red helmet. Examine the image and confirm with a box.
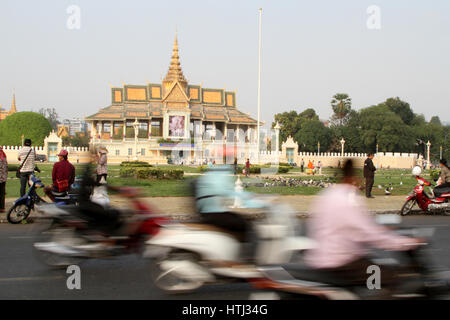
[58,149,68,157]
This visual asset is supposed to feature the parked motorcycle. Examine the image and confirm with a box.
[33,186,166,268]
[146,198,316,294]
[248,216,450,300]
[6,174,78,224]
[400,166,450,216]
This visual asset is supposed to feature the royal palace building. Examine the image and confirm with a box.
[85,35,259,164]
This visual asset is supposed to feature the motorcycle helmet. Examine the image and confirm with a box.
[412,166,422,176]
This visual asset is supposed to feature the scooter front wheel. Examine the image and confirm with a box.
[400,199,416,216]
[7,204,31,224]
[152,251,205,294]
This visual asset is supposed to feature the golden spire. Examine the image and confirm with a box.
[163,32,187,87]
[10,91,17,113]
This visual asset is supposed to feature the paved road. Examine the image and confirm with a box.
[1,215,450,300]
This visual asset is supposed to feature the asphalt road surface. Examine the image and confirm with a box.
[1,215,450,300]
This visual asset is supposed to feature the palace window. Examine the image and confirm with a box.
[103,122,111,133]
[138,121,148,138]
[151,119,162,137]
[115,150,120,156]
[128,148,132,156]
[141,148,145,156]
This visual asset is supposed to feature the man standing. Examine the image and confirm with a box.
[18,139,40,197]
[300,159,305,172]
[364,153,376,198]
[245,158,250,177]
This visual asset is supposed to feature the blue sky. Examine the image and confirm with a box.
[1,0,449,125]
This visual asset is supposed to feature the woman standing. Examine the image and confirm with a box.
[0,147,8,213]
[96,147,108,183]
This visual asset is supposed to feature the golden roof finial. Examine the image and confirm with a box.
[163,31,187,86]
[10,90,17,113]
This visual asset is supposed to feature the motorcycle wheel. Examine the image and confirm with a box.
[152,250,205,294]
[7,204,31,224]
[400,199,416,216]
[33,226,84,269]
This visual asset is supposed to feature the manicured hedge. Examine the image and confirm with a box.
[119,167,183,180]
[8,164,19,172]
[120,161,152,168]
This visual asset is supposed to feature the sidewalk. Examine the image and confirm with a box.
[0,195,410,223]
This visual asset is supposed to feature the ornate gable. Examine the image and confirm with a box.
[162,81,189,103]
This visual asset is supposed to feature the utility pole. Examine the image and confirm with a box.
[256,8,262,164]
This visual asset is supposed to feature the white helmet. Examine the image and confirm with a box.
[412,166,422,176]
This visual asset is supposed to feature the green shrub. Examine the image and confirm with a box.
[277,166,290,174]
[119,167,136,177]
[120,161,152,167]
[8,164,19,172]
[119,167,183,180]
[0,112,52,146]
[136,168,151,179]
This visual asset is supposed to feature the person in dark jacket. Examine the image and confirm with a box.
[44,150,75,201]
[364,153,376,198]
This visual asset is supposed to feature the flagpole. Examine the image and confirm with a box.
[257,8,262,164]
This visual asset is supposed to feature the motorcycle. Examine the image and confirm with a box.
[146,198,316,294]
[247,215,450,300]
[6,174,78,224]
[33,186,167,268]
[400,167,450,216]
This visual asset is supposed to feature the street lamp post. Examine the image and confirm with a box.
[317,141,320,155]
[340,138,345,157]
[426,140,431,170]
[133,118,139,161]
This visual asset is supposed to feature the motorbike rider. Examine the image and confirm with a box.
[44,150,75,202]
[434,159,450,198]
[194,165,263,261]
[304,159,423,289]
[75,163,123,235]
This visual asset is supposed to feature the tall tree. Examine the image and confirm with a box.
[38,108,60,130]
[272,111,303,148]
[358,105,415,153]
[380,97,414,125]
[330,93,352,126]
[430,116,442,126]
[294,120,332,153]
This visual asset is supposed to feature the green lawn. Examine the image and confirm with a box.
[3,164,430,199]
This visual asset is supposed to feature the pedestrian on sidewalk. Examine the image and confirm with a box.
[318,160,322,175]
[301,159,305,172]
[18,139,40,197]
[364,153,376,198]
[245,158,250,177]
[0,147,8,213]
[234,157,238,175]
[96,146,108,183]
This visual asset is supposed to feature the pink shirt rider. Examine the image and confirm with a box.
[305,184,418,269]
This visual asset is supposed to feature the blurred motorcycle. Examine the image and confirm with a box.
[33,186,167,268]
[146,197,316,294]
[248,216,450,300]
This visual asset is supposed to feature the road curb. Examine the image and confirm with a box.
[0,209,426,224]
